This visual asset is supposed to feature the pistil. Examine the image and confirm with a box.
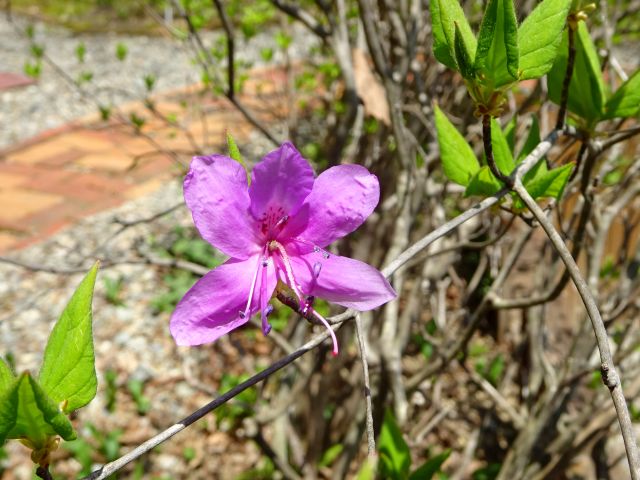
[269,240,305,306]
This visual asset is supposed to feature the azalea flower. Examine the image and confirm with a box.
[170,142,396,355]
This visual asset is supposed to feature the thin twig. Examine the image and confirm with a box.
[35,466,53,480]
[512,178,640,479]
[355,313,376,457]
[81,128,568,479]
[382,128,564,278]
[82,319,349,480]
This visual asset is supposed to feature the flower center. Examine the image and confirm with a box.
[239,213,339,355]
[259,206,288,239]
[268,239,338,356]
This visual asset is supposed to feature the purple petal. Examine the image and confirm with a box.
[283,165,379,247]
[170,255,277,346]
[185,155,259,259]
[248,142,314,234]
[290,252,395,310]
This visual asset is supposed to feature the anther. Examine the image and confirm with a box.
[274,214,289,228]
[302,296,315,316]
[313,262,322,278]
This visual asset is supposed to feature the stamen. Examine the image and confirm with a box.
[260,256,272,336]
[293,237,330,258]
[269,240,305,305]
[312,310,339,356]
[241,251,265,320]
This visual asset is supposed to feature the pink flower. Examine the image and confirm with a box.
[170,142,396,355]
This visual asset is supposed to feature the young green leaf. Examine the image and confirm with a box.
[474,0,519,88]
[518,0,571,79]
[227,133,250,184]
[548,22,606,123]
[603,69,640,119]
[409,450,451,480]
[378,410,411,480]
[519,117,548,185]
[355,458,377,480]
[465,165,503,197]
[490,117,515,175]
[0,358,14,393]
[524,163,574,200]
[504,115,517,153]
[7,373,75,447]
[39,263,99,413]
[0,379,18,444]
[517,115,541,162]
[454,22,475,79]
[430,0,477,71]
[434,105,480,186]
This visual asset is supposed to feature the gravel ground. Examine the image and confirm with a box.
[0,13,318,477]
[0,178,282,479]
[0,13,315,149]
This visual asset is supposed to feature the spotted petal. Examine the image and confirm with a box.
[185,155,258,259]
[290,252,395,310]
[249,142,315,229]
[170,255,277,346]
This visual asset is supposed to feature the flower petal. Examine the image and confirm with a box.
[290,252,395,310]
[170,255,277,346]
[248,142,315,228]
[185,155,258,259]
[284,165,379,247]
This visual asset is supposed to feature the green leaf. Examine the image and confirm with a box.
[490,118,515,175]
[474,0,519,88]
[319,444,344,468]
[454,22,475,79]
[465,166,503,197]
[431,0,477,71]
[0,358,15,393]
[356,457,377,480]
[504,116,517,153]
[0,378,18,444]
[115,42,128,61]
[7,373,75,447]
[548,22,606,123]
[518,0,571,79]
[409,450,451,480]
[603,69,640,119]
[517,115,541,162]
[378,410,411,480]
[227,133,250,184]
[434,105,480,186]
[524,163,574,200]
[39,263,99,414]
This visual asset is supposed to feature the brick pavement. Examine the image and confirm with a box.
[0,67,288,253]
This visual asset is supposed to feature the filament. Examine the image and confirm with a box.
[312,310,339,356]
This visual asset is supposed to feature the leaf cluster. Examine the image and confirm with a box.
[0,265,99,467]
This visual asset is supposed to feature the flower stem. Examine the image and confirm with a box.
[556,23,577,130]
[482,115,512,186]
